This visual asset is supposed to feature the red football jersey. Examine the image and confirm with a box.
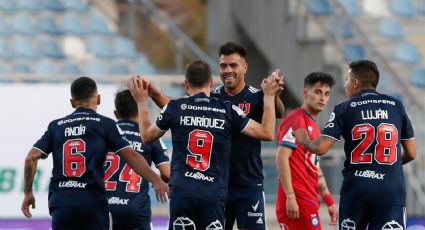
[276,107,321,207]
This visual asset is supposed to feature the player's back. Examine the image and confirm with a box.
[211,85,264,191]
[323,89,414,205]
[33,107,129,209]
[156,92,249,206]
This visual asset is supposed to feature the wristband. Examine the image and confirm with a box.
[323,194,335,207]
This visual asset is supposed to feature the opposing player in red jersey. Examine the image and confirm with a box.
[275,72,337,230]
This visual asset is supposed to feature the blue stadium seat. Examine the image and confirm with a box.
[113,37,139,58]
[17,0,42,11]
[394,42,421,64]
[421,0,425,14]
[411,68,425,87]
[61,62,81,75]
[135,62,156,75]
[390,0,416,17]
[35,60,57,75]
[63,14,86,35]
[0,17,11,36]
[87,37,113,59]
[43,0,65,12]
[110,63,131,75]
[41,40,65,59]
[40,15,64,36]
[330,18,354,39]
[13,38,40,59]
[12,15,38,35]
[63,0,88,11]
[338,0,363,16]
[378,18,404,40]
[84,62,108,75]
[0,40,13,59]
[308,0,332,16]
[88,15,113,35]
[0,1,16,12]
[12,63,31,74]
[343,44,366,61]
[377,72,390,90]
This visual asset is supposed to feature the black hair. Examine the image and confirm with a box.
[304,72,335,88]
[70,76,97,101]
[349,60,380,88]
[185,60,212,88]
[219,42,247,60]
[114,89,137,120]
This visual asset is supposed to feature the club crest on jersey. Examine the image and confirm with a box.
[310,214,319,227]
[232,105,246,117]
[238,103,251,115]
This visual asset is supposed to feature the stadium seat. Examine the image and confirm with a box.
[330,18,354,39]
[88,15,113,35]
[308,0,332,16]
[390,0,416,17]
[35,60,57,75]
[394,42,421,64]
[13,38,40,59]
[338,0,363,16]
[41,40,65,59]
[343,44,366,61]
[40,15,64,36]
[0,40,13,59]
[378,18,404,40]
[113,37,139,58]
[411,68,425,87]
[84,62,108,75]
[377,72,390,90]
[87,37,114,59]
[63,0,88,12]
[17,0,42,11]
[63,14,86,35]
[61,62,81,75]
[43,0,65,12]
[0,1,16,12]
[110,63,131,75]
[135,62,156,75]
[12,14,38,35]
[0,17,11,36]
[11,63,31,74]
[421,0,425,15]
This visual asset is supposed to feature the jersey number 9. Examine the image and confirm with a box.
[186,130,213,171]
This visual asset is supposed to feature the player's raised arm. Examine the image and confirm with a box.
[242,71,283,140]
[292,129,336,155]
[129,75,166,144]
[21,148,46,218]
[141,77,171,108]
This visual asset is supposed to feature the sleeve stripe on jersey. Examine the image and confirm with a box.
[32,147,48,156]
[401,137,415,141]
[155,161,170,167]
[154,123,167,132]
[240,119,251,133]
[279,141,297,149]
[320,134,340,141]
[114,145,131,154]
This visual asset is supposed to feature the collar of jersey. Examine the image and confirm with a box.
[74,107,95,113]
[118,119,137,126]
[301,107,316,122]
[359,88,378,96]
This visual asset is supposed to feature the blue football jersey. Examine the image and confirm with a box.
[105,120,169,225]
[211,85,264,191]
[33,107,130,209]
[322,89,415,205]
[155,92,250,206]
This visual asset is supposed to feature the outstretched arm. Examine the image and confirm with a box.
[21,148,45,218]
[292,129,336,155]
[317,168,338,225]
[141,78,170,108]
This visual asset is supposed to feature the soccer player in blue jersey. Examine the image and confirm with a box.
[292,60,417,230]
[21,77,169,230]
[128,60,282,229]
[105,89,170,230]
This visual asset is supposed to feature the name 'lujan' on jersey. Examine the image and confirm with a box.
[155,92,250,206]
[321,89,415,205]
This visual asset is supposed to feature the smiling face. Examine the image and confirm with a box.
[219,53,247,93]
[303,81,331,116]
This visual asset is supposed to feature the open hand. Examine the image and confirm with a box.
[21,192,35,218]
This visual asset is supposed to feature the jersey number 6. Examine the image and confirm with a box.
[187,130,213,171]
[63,139,86,177]
[351,123,398,165]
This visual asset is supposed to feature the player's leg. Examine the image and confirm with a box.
[198,199,225,230]
[169,197,197,230]
[231,191,267,230]
[225,192,237,230]
[338,196,369,230]
[51,207,110,230]
[367,202,406,230]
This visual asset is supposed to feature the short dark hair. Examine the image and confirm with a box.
[219,42,247,60]
[70,76,97,101]
[185,60,211,88]
[114,89,137,120]
[304,72,335,88]
[349,60,380,88]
